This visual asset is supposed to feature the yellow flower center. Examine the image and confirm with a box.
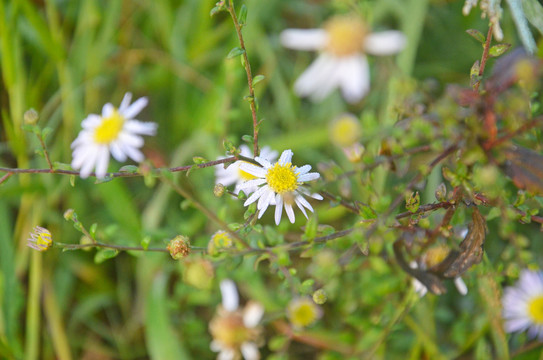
[424,245,450,269]
[210,313,250,348]
[94,109,125,144]
[330,114,361,147]
[211,231,233,248]
[324,16,367,56]
[266,163,298,194]
[34,228,52,250]
[528,296,543,324]
[238,161,258,181]
[288,299,319,327]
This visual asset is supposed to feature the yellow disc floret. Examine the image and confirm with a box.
[94,109,125,144]
[528,295,543,324]
[266,163,298,194]
[324,16,367,56]
[288,298,321,328]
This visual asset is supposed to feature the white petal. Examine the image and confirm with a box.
[296,165,311,175]
[124,120,157,136]
[295,195,314,214]
[294,55,339,101]
[284,203,296,223]
[295,198,309,219]
[94,147,111,178]
[119,143,144,162]
[278,150,293,165]
[244,186,269,206]
[239,163,267,178]
[220,279,239,311]
[217,348,235,360]
[122,97,148,119]
[280,29,327,50]
[274,194,284,225]
[243,302,264,327]
[119,92,133,112]
[240,342,260,360]
[259,146,278,161]
[239,178,267,190]
[102,103,114,117]
[298,172,320,182]
[309,193,323,200]
[254,157,272,169]
[239,145,253,157]
[338,55,370,103]
[364,31,406,56]
[110,142,127,162]
[118,132,144,148]
[454,277,468,295]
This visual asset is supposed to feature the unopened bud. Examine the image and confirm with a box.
[63,208,76,221]
[24,108,39,124]
[167,235,190,260]
[312,289,327,305]
[27,226,52,252]
[214,183,226,197]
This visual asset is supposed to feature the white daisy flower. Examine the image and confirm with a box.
[27,226,53,252]
[215,145,278,195]
[239,149,322,225]
[502,270,543,339]
[209,279,264,360]
[280,15,406,103]
[71,92,157,179]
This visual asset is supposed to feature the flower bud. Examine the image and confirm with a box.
[214,183,226,197]
[312,289,327,305]
[167,235,190,260]
[27,226,53,252]
[24,108,39,125]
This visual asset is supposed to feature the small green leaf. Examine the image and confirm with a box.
[70,175,76,187]
[53,162,72,171]
[94,176,113,184]
[466,29,486,44]
[94,249,119,264]
[227,47,245,59]
[405,191,420,213]
[238,4,247,26]
[141,236,151,250]
[303,214,318,242]
[253,75,265,86]
[89,223,98,240]
[41,127,52,140]
[241,135,253,143]
[119,165,139,173]
[192,156,208,164]
[489,43,511,58]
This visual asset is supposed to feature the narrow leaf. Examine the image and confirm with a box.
[253,74,265,85]
[94,249,119,264]
[488,43,511,58]
[466,29,486,43]
[227,47,245,59]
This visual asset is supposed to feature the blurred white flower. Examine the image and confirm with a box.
[210,279,264,360]
[239,150,322,225]
[215,145,278,195]
[71,92,157,178]
[502,270,543,339]
[280,15,406,103]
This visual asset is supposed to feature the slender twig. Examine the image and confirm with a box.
[161,175,251,249]
[474,24,494,92]
[226,0,259,156]
[0,172,13,185]
[319,191,360,214]
[35,133,54,170]
[55,241,169,252]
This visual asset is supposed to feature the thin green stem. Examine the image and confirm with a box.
[226,0,259,156]
[55,242,168,253]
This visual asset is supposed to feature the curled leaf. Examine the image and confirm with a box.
[502,145,543,195]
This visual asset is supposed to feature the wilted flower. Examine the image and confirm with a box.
[287,297,323,328]
[208,230,234,255]
[215,145,278,195]
[280,15,406,103]
[183,259,214,290]
[167,235,190,259]
[239,150,323,224]
[27,226,52,252]
[410,245,468,297]
[209,279,264,360]
[502,269,543,339]
[71,92,157,179]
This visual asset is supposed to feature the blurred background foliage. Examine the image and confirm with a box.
[1,0,543,359]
